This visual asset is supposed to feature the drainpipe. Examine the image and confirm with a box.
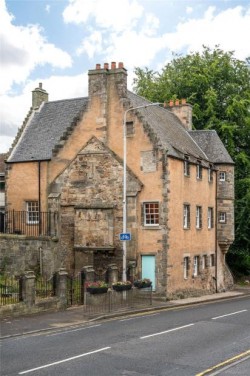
[38,161,41,235]
[215,169,218,293]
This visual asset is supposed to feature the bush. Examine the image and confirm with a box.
[226,249,250,279]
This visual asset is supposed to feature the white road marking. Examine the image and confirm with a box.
[140,323,194,339]
[46,324,101,336]
[120,313,159,322]
[212,309,247,320]
[18,347,111,374]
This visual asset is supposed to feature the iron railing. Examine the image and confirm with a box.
[0,210,58,237]
[0,275,22,305]
[83,287,152,316]
[35,276,56,299]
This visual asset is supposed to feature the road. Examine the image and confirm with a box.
[1,296,250,375]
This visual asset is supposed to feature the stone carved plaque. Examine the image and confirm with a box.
[74,208,114,247]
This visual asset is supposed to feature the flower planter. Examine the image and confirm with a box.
[134,282,152,289]
[112,284,132,292]
[86,287,108,294]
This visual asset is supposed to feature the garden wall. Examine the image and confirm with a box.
[0,235,66,278]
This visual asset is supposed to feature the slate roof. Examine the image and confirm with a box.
[8,90,231,165]
[0,154,6,174]
[8,97,88,162]
[127,92,208,161]
[189,130,234,164]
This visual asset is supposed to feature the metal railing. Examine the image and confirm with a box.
[83,287,152,316]
[0,275,22,305]
[35,276,56,299]
[0,210,58,237]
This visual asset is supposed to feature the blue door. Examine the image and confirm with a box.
[141,255,156,290]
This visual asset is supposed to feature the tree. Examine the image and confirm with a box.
[133,46,250,273]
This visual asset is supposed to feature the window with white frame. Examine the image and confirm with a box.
[26,201,39,224]
[207,207,214,229]
[196,206,202,229]
[208,165,213,182]
[218,212,226,223]
[193,256,199,277]
[183,257,189,279]
[184,157,190,176]
[219,171,226,181]
[143,202,159,226]
[183,204,190,229]
[196,161,202,180]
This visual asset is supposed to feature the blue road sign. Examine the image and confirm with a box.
[119,233,131,241]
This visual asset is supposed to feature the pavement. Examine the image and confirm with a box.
[1,285,250,339]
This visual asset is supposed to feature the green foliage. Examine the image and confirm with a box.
[134,46,250,266]
[226,249,250,279]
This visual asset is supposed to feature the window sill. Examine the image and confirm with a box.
[142,225,160,230]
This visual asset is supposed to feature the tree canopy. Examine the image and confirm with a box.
[133,46,250,265]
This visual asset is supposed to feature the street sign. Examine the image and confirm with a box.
[119,233,131,241]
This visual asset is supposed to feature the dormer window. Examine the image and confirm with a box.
[184,156,190,177]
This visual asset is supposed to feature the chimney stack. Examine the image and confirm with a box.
[168,98,192,131]
[32,83,48,109]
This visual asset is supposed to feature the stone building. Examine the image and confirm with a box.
[2,62,234,297]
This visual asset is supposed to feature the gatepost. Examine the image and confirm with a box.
[22,271,36,307]
[57,268,68,307]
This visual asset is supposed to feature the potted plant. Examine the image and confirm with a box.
[112,281,132,292]
[133,278,152,289]
[85,281,108,294]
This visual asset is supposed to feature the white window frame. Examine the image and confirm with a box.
[196,162,202,180]
[183,204,190,229]
[207,207,213,229]
[208,165,213,182]
[194,256,199,277]
[183,257,189,279]
[143,202,159,226]
[219,171,226,181]
[26,201,39,224]
[219,212,226,223]
[184,158,190,177]
[196,206,202,229]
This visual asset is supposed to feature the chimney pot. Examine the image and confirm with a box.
[181,98,186,104]
[111,62,116,69]
[104,63,109,70]
[96,64,101,70]
[39,82,42,89]
[175,99,179,106]
[118,62,124,69]
[169,100,174,107]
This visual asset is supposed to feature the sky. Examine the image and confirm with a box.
[0,0,250,154]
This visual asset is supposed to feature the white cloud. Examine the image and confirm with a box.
[186,6,193,15]
[45,4,50,13]
[76,31,103,58]
[0,0,72,94]
[0,73,88,153]
[162,6,250,60]
[63,0,143,32]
